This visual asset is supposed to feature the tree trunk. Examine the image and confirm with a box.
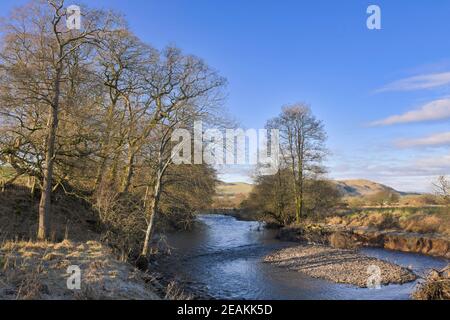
[143,185,150,210]
[141,174,162,256]
[276,169,284,223]
[38,68,61,240]
[121,150,135,193]
[299,173,304,220]
[289,155,301,224]
[297,152,304,223]
[292,166,302,224]
[30,176,36,199]
[94,102,117,190]
[295,195,301,224]
[94,156,108,189]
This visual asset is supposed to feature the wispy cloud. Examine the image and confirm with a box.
[330,153,450,192]
[376,72,450,93]
[370,98,450,126]
[396,132,450,148]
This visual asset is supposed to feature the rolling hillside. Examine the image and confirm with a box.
[334,179,409,197]
[213,182,254,208]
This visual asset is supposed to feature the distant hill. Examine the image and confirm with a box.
[334,179,410,197]
[216,182,253,195]
[213,179,414,208]
[213,182,254,208]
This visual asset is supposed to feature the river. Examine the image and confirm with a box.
[161,214,448,300]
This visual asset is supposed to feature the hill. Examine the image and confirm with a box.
[334,179,409,197]
[213,182,254,209]
[213,179,413,208]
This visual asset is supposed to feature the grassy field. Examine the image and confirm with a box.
[327,206,450,236]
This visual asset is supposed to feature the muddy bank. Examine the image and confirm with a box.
[277,225,450,259]
[264,245,417,287]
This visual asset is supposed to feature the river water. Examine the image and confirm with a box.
[163,214,448,300]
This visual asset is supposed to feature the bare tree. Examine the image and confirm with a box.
[433,175,450,206]
[267,104,327,223]
[140,47,226,256]
[94,29,152,192]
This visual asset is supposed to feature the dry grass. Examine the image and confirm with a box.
[0,240,160,300]
[164,281,193,300]
[413,266,450,300]
[216,182,254,195]
[327,207,450,236]
[402,215,443,234]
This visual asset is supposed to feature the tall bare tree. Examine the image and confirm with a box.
[140,47,226,256]
[267,104,327,223]
[94,29,152,192]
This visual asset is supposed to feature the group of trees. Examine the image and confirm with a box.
[243,103,449,225]
[0,0,225,257]
[242,104,342,225]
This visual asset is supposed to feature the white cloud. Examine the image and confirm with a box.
[396,132,450,148]
[376,72,450,92]
[370,98,450,126]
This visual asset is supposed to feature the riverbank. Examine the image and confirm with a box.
[221,207,450,259]
[0,240,160,300]
[0,184,196,300]
[276,224,450,259]
[413,266,450,300]
[264,245,417,287]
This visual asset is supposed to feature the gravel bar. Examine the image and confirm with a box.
[264,245,417,288]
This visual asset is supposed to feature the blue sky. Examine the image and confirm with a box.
[1,0,449,192]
